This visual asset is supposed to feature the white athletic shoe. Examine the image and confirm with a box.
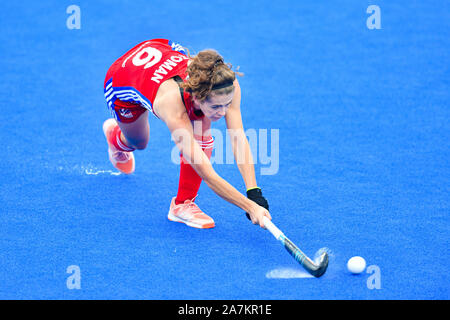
[168,197,215,229]
[102,118,135,174]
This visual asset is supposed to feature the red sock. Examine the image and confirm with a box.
[110,125,135,152]
[175,136,214,204]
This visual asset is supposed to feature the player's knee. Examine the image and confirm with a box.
[133,139,148,150]
[125,136,148,150]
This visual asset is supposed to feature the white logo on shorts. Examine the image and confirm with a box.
[119,108,133,118]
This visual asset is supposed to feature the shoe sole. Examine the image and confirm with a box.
[168,212,215,229]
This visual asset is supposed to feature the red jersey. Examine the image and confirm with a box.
[104,39,202,121]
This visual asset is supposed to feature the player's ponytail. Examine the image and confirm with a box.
[182,49,241,101]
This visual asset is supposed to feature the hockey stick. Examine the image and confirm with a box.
[263,216,329,278]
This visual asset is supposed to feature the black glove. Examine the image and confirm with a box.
[245,187,269,220]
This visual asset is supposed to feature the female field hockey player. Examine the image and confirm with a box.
[103,39,270,229]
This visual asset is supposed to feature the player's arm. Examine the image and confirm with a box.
[158,95,271,226]
[225,79,270,217]
[224,79,258,190]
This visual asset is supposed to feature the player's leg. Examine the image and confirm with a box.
[168,118,215,229]
[116,110,150,150]
[175,118,213,204]
[103,105,149,174]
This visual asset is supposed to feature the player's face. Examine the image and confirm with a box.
[195,91,234,121]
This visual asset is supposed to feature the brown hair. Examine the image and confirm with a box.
[181,49,239,102]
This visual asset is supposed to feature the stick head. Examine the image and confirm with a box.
[310,252,329,278]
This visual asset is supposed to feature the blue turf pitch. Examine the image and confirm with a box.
[0,0,448,299]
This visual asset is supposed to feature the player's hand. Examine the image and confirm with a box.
[245,187,269,218]
[246,188,271,228]
[247,204,271,228]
